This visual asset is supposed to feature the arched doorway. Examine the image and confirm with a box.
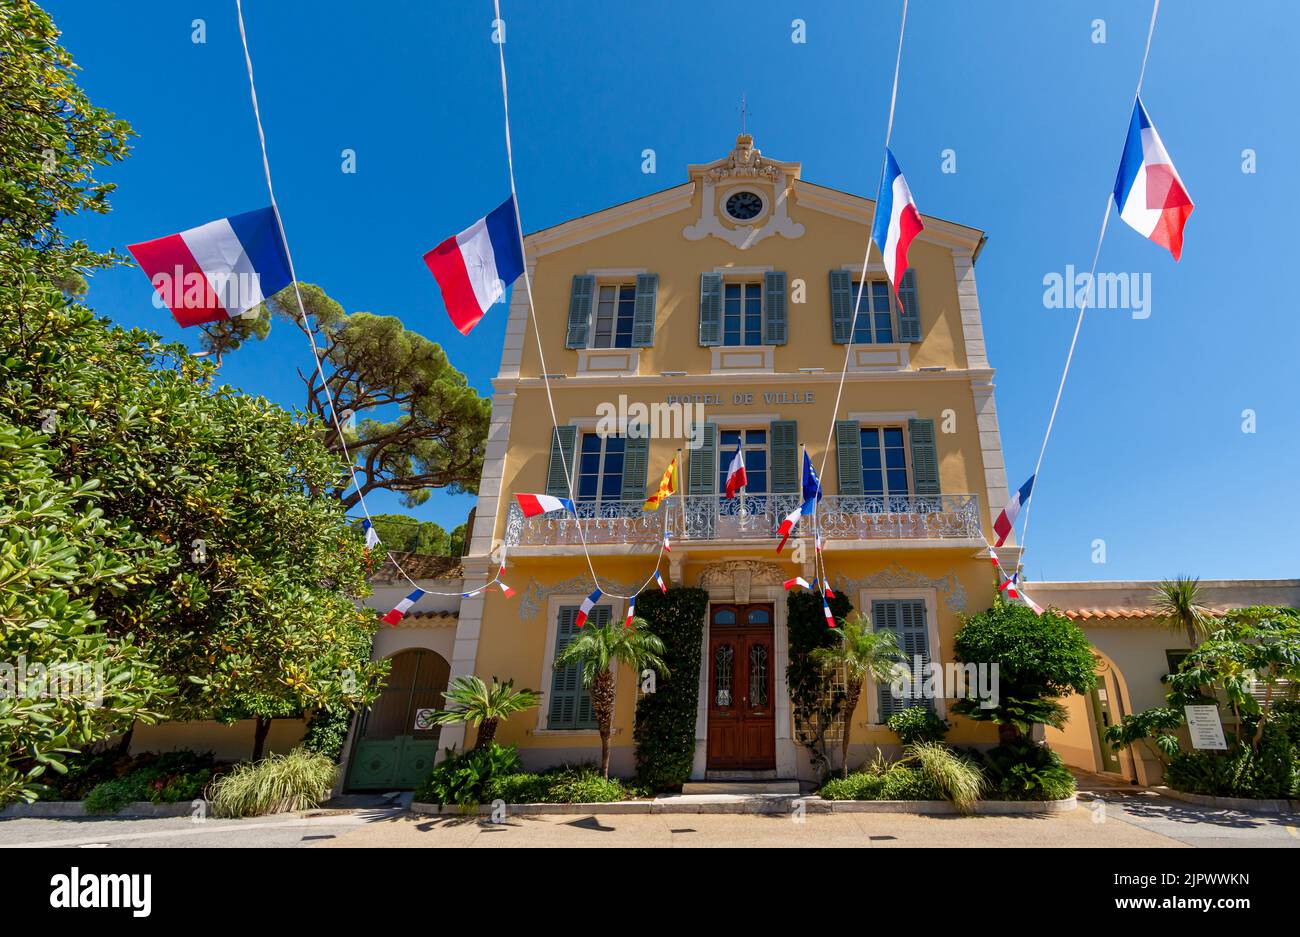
[346,648,450,790]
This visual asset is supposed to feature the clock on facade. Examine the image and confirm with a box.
[724,190,764,221]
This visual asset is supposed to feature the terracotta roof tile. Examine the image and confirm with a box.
[368,553,464,583]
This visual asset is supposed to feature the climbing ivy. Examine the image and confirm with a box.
[632,587,708,791]
[786,590,855,777]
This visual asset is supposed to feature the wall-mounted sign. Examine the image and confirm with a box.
[1183,705,1227,750]
[665,390,817,407]
[413,708,438,732]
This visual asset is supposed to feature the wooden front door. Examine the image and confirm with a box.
[707,604,776,771]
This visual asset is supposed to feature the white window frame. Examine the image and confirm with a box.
[858,423,914,499]
[576,431,626,504]
[716,427,770,495]
[590,281,637,350]
[721,280,764,348]
[849,278,898,345]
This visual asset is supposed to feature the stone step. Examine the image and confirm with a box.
[680,780,801,795]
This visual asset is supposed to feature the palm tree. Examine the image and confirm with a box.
[1152,576,1215,649]
[811,610,906,778]
[429,675,541,750]
[553,617,667,779]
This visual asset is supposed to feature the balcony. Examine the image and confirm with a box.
[504,493,982,547]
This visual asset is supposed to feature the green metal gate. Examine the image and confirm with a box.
[346,649,449,790]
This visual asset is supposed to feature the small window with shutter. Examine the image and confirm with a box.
[548,605,608,729]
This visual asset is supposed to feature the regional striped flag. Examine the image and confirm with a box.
[424,196,525,335]
[643,457,679,511]
[515,493,575,518]
[575,588,602,628]
[382,588,426,626]
[128,206,292,327]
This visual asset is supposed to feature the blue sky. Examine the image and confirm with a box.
[49,0,1299,582]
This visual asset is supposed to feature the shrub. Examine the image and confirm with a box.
[787,589,855,776]
[904,742,985,812]
[301,708,355,762]
[208,748,336,818]
[633,588,709,791]
[981,740,1075,801]
[81,750,215,813]
[1165,738,1299,800]
[887,706,950,745]
[819,773,887,801]
[414,742,522,807]
[84,777,150,815]
[542,765,640,803]
[879,764,942,800]
[481,772,551,804]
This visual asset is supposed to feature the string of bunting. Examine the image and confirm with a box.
[122,0,1190,630]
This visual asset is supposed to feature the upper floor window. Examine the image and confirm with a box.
[861,426,909,497]
[717,429,769,495]
[592,283,635,349]
[723,282,763,346]
[578,433,624,503]
[851,280,895,344]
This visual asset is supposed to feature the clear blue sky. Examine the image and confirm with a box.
[49,0,1299,582]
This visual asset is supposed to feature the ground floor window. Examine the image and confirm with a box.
[548,604,608,728]
[872,598,932,720]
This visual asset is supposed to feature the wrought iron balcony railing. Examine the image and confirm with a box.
[504,493,982,547]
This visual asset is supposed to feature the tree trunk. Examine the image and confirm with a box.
[841,684,861,779]
[252,716,273,761]
[592,670,616,779]
[997,721,1020,745]
[115,720,136,757]
[1185,620,1199,650]
[475,716,499,751]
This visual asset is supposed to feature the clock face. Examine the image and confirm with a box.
[724,190,763,221]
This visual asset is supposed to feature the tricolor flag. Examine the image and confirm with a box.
[424,196,525,335]
[362,519,381,557]
[128,207,292,328]
[1020,591,1044,616]
[988,546,1001,571]
[575,588,602,628]
[993,475,1035,548]
[498,580,516,599]
[871,148,924,296]
[824,584,836,600]
[624,596,636,628]
[801,452,823,513]
[643,457,679,511]
[783,577,810,591]
[822,595,836,628]
[654,570,668,594]
[1113,96,1194,261]
[724,445,747,500]
[999,574,1020,601]
[663,534,672,553]
[515,493,575,518]
[382,588,426,626]
[775,504,802,555]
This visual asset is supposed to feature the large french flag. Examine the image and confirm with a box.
[515,493,575,518]
[1113,96,1193,261]
[724,446,747,499]
[871,148,924,296]
[128,207,292,328]
[993,475,1035,548]
[424,196,525,336]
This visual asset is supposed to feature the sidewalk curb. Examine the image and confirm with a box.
[1,801,207,819]
[408,794,1077,816]
[1159,789,1299,814]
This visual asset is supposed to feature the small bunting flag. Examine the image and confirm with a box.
[663,533,672,553]
[362,519,380,553]
[775,505,802,554]
[576,588,602,627]
[822,594,836,628]
[382,588,425,626]
[498,580,515,599]
[654,571,668,594]
[624,596,636,628]
[783,576,810,591]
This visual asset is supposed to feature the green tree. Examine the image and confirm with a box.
[554,619,667,779]
[1153,576,1216,650]
[951,598,1098,744]
[811,611,905,778]
[361,513,464,557]
[429,676,541,750]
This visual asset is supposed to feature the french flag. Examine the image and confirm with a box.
[382,588,426,626]
[871,148,924,296]
[128,207,292,328]
[1113,96,1194,261]
[993,475,1035,548]
[575,588,602,628]
[724,445,747,499]
[775,504,802,555]
[424,196,525,335]
[783,577,810,591]
[624,596,636,628]
[515,493,575,518]
[654,571,668,594]
[822,595,837,628]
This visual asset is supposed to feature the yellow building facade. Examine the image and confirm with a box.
[425,135,1017,783]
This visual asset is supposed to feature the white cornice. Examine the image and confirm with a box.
[523,183,696,258]
[491,367,997,393]
[792,181,984,253]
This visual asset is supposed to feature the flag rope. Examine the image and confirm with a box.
[1014,0,1160,562]
[234,0,503,600]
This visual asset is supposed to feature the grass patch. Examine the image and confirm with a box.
[208,748,336,818]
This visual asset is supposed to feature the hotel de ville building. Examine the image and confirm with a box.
[351,134,1025,788]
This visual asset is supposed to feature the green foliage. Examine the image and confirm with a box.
[901,742,986,812]
[786,589,855,775]
[887,706,950,745]
[429,675,540,750]
[951,597,1098,738]
[980,740,1076,801]
[360,513,466,557]
[414,742,523,807]
[817,772,887,800]
[632,587,708,791]
[240,286,491,509]
[1152,576,1217,647]
[1103,707,1184,761]
[208,748,336,818]
[300,707,355,762]
[818,762,940,801]
[82,750,215,813]
[484,764,643,804]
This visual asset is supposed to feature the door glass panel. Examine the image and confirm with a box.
[714,644,734,707]
[747,608,770,624]
[714,609,736,625]
[749,643,769,707]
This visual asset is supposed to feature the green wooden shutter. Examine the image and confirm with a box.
[829,269,853,344]
[631,273,658,347]
[544,425,578,498]
[621,433,650,502]
[873,599,932,719]
[769,420,799,493]
[908,418,940,495]
[897,269,921,342]
[699,273,723,346]
[835,420,864,495]
[687,422,718,495]
[763,271,788,346]
[549,606,605,729]
[565,275,594,348]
